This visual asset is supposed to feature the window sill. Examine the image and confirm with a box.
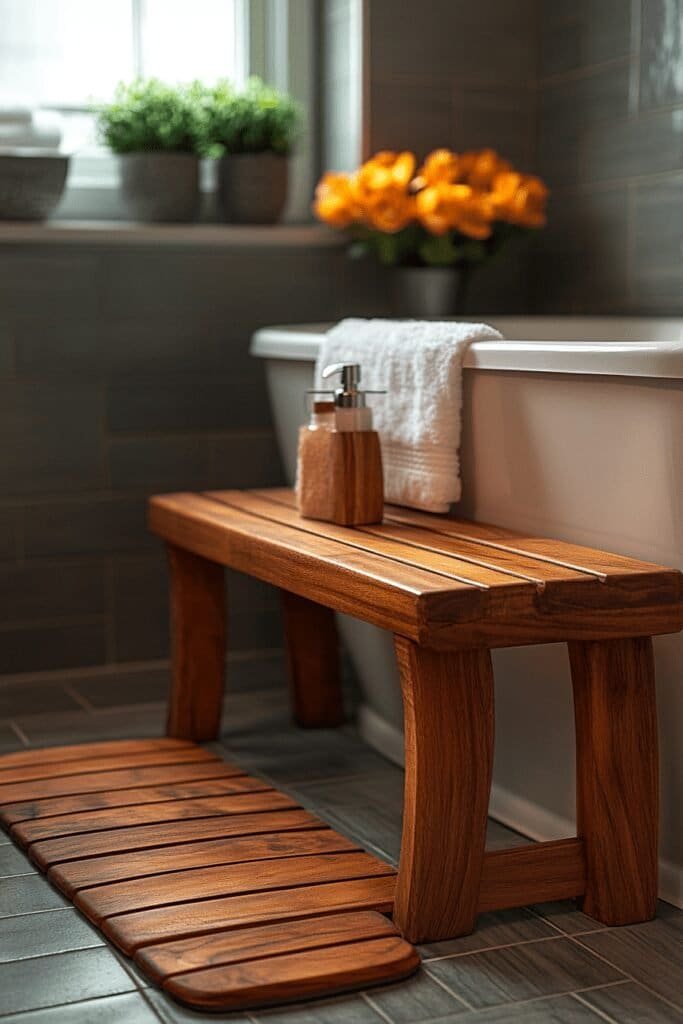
[0,221,344,248]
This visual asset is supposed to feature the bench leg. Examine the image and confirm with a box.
[569,637,659,925]
[166,544,226,741]
[393,636,495,943]
[280,590,344,728]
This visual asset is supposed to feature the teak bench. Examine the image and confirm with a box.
[149,487,683,945]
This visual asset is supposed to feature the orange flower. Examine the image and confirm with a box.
[313,172,360,228]
[465,149,512,189]
[364,186,415,233]
[352,150,416,200]
[416,148,460,186]
[491,172,548,228]
[416,183,493,239]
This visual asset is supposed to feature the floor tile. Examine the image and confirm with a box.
[220,688,292,737]
[578,979,683,1022]
[420,907,559,960]
[578,913,683,1009]
[0,843,34,878]
[254,993,384,1024]
[0,946,135,1015]
[528,900,608,937]
[364,971,467,1021]
[0,723,24,754]
[0,874,69,917]
[0,991,161,1023]
[292,768,405,864]
[423,991,611,1022]
[425,936,623,1010]
[14,705,165,747]
[145,986,252,1023]
[71,666,171,709]
[0,907,103,962]
[0,681,81,720]
[485,820,530,850]
[221,722,390,786]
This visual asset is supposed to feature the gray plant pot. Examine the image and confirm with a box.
[119,153,199,223]
[218,152,288,224]
[392,266,469,318]
[0,153,69,220]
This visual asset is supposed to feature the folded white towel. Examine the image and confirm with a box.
[315,317,502,513]
[0,106,32,125]
[0,111,63,151]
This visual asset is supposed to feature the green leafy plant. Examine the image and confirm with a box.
[204,77,301,156]
[95,79,208,155]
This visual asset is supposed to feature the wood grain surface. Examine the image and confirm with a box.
[0,738,409,1010]
[280,589,344,727]
[165,934,418,1011]
[29,809,322,869]
[166,545,226,741]
[76,851,395,925]
[103,875,397,954]
[0,768,253,827]
[570,637,659,925]
[136,910,397,983]
[393,636,495,943]
[49,829,360,897]
[148,489,683,647]
[14,790,299,848]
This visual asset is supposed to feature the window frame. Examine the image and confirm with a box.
[53,0,316,223]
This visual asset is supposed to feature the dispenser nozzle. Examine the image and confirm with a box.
[322,363,361,391]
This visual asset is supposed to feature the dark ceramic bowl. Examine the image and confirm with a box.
[0,152,69,220]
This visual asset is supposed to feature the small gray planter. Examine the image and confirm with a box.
[0,153,69,220]
[218,152,288,224]
[119,153,199,223]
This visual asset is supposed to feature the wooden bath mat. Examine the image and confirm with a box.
[0,738,418,1011]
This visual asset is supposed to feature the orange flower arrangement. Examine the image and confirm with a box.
[313,147,548,268]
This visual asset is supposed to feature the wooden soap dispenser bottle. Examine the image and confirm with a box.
[296,362,384,526]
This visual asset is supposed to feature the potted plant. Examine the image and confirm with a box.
[313,148,549,316]
[205,77,301,224]
[96,79,206,222]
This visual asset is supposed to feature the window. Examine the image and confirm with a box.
[0,0,246,108]
[0,0,316,222]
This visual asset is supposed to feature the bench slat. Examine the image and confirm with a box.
[209,490,532,592]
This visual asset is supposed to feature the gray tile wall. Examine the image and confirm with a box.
[363,0,539,313]
[534,0,683,313]
[362,0,682,315]
[0,239,391,681]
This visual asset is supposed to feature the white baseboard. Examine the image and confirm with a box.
[357,702,683,910]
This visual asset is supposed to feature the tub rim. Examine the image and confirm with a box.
[250,317,683,380]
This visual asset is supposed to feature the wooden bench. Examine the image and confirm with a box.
[149,487,683,944]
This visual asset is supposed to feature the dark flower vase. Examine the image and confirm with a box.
[392,267,470,318]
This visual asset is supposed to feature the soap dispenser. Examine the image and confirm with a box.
[296,362,384,526]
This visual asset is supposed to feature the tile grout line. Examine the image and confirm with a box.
[423,932,577,964]
[571,989,620,1023]
[403,979,633,1022]
[361,991,395,1024]
[62,682,96,715]
[568,933,683,1015]
[137,989,169,1024]
[9,721,30,747]
[421,965,476,1012]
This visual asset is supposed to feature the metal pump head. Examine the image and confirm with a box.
[322,363,364,408]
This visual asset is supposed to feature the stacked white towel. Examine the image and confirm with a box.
[315,318,502,514]
[0,107,63,151]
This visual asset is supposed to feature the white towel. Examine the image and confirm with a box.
[315,318,502,513]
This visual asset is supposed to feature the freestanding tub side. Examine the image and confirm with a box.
[250,316,683,909]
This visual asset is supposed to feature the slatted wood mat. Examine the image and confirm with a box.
[0,738,418,1011]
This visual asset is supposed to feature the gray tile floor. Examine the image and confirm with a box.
[0,655,681,1023]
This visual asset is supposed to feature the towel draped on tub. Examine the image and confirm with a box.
[315,318,502,514]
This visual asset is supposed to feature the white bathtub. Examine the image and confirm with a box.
[251,316,683,907]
